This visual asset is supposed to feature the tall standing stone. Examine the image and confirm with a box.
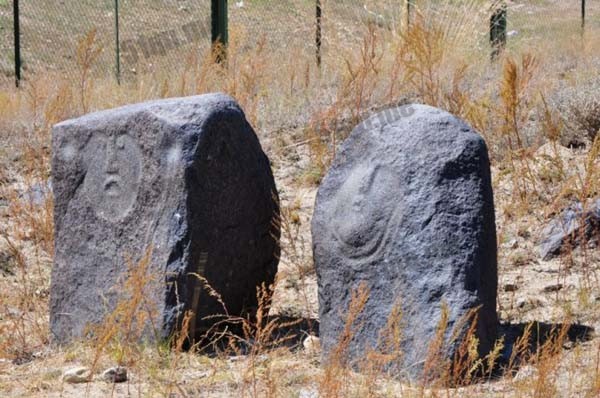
[312,104,497,379]
[51,93,279,343]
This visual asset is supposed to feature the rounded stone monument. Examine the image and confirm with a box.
[51,93,280,344]
[312,104,498,380]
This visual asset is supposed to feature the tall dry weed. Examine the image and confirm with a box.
[319,283,370,398]
[498,54,541,209]
[75,29,103,114]
[88,247,159,377]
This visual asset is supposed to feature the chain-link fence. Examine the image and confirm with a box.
[1,0,213,84]
[0,1,597,86]
[0,1,14,80]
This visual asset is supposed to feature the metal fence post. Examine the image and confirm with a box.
[211,0,228,62]
[406,0,414,29]
[13,0,21,87]
[582,0,586,33]
[490,3,507,61]
[316,0,322,68]
[115,0,121,84]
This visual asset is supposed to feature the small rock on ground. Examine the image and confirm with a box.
[504,283,519,292]
[543,284,563,293]
[303,335,321,355]
[539,199,600,260]
[102,366,128,383]
[62,367,91,384]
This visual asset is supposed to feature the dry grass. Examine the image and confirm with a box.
[1,0,600,397]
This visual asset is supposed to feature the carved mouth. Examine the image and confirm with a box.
[104,176,121,197]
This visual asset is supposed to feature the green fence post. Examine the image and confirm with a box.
[13,0,21,87]
[316,0,322,68]
[211,0,228,62]
[115,0,121,84]
[490,3,507,61]
[582,0,586,33]
[406,0,414,29]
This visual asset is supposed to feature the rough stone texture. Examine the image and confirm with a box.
[539,199,600,260]
[51,93,279,344]
[312,104,498,379]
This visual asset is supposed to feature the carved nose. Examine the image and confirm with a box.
[105,137,119,173]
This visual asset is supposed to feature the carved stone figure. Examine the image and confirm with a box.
[312,104,498,380]
[51,93,280,344]
[82,133,142,222]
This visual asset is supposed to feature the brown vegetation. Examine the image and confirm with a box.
[1,1,600,397]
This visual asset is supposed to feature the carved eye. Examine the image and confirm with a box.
[116,135,126,150]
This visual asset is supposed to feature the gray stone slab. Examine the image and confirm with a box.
[51,93,279,344]
[312,104,498,379]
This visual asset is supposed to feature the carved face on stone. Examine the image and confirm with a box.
[83,132,142,222]
[329,164,400,262]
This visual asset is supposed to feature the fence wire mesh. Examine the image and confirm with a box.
[119,0,211,76]
[20,1,113,76]
[0,2,12,80]
[0,0,598,85]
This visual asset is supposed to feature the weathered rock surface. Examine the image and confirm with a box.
[312,104,498,379]
[539,199,600,260]
[51,93,279,344]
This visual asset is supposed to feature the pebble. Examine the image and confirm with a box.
[503,283,519,292]
[303,335,321,355]
[504,239,518,249]
[543,284,563,293]
[62,367,91,383]
[102,366,128,383]
[517,297,547,311]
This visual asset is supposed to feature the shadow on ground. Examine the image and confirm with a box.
[193,315,594,383]
[192,315,319,354]
[496,321,595,374]
[270,315,320,348]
